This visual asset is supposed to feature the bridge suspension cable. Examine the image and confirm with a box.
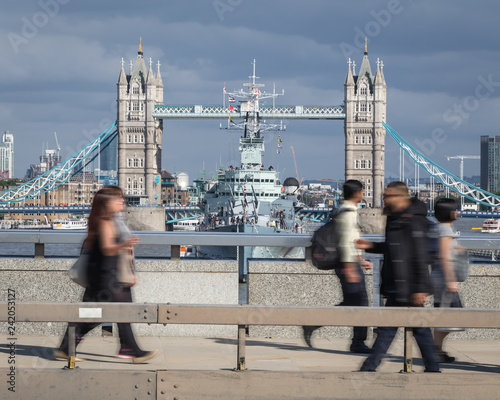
[384,122,500,208]
[0,121,117,204]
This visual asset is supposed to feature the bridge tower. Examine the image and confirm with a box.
[344,42,386,207]
[117,40,164,205]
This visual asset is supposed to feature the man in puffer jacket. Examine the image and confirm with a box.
[356,181,439,372]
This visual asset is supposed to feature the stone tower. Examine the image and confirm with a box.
[344,44,386,208]
[117,40,164,205]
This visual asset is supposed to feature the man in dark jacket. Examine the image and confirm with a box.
[356,181,439,372]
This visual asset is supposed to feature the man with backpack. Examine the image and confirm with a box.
[356,181,440,372]
[303,179,372,353]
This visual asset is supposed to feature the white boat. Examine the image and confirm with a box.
[481,219,500,233]
[52,217,88,230]
[15,217,51,229]
[173,219,200,231]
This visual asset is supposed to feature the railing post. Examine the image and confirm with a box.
[34,243,44,259]
[236,325,246,371]
[171,245,180,260]
[403,327,413,373]
[371,258,382,307]
[305,246,312,261]
[66,324,77,370]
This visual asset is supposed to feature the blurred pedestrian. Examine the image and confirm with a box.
[356,181,439,372]
[54,186,158,364]
[431,197,465,363]
[303,180,372,353]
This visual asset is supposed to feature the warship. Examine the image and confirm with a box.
[197,60,305,259]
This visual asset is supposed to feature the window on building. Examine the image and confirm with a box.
[133,86,139,95]
[140,135,144,143]
[127,159,132,168]
[368,136,372,144]
[127,135,131,143]
[360,103,367,112]
[361,136,365,144]
[133,135,138,143]
[133,102,140,111]
[360,86,367,95]
[361,160,367,169]
[355,160,360,169]
[355,136,359,144]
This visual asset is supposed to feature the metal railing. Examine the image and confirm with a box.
[1,302,500,373]
[0,230,497,258]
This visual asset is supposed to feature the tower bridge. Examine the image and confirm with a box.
[118,40,386,208]
[1,41,500,212]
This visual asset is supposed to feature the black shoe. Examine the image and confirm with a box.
[302,326,320,348]
[350,342,372,354]
[436,351,455,363]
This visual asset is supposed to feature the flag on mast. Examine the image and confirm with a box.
[277,134,283,153]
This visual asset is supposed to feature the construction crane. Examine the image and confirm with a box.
[54,132,61,158]
[445,155,480,180]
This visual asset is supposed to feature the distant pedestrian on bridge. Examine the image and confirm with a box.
[431,197,465,363]
[54,186,158,364]
[356,181,440,372]
[303,179,372,353]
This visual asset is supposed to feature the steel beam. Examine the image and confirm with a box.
[155,370,500,400]
[157,304,500,329]
[3,369,156,400]
[3,302,500,329]
[0,302,157,323]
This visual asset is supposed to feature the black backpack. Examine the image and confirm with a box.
[311,209,351,270]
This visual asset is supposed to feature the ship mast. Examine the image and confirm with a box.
[222,60,285,169]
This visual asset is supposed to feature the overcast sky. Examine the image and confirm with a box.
[1,0,499,183]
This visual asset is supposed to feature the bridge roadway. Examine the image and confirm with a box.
[1,334,499,399]
[2,232,500,399]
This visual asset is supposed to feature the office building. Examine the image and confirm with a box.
[0,131,14,179]
[480,136,500,192]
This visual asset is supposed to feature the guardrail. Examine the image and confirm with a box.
[0,230,313,259]
[1,302,499,373]
[0,230,498,258]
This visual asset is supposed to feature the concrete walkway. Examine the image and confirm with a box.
[2,334,500,374]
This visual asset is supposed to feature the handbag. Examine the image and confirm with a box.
[453,248,469,283]
[68,252,90,287]
[117,249,136,287]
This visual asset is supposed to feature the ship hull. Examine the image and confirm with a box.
[196,224,304,260]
